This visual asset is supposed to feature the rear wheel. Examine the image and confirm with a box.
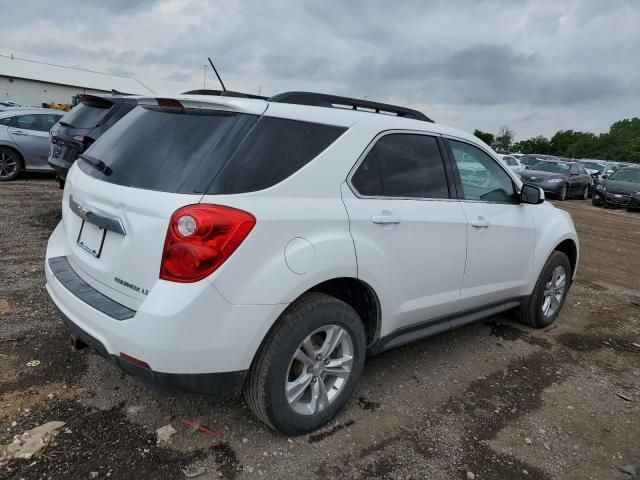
[515,251,571,328]
[244,293,366,435]
[0,147,22,181]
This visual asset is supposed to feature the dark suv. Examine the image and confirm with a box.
[48,94,138,186]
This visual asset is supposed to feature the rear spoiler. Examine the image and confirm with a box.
[136,96,267,116]
[78,94,114,109]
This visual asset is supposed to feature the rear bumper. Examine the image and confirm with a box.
[45,222,287,396]
[57,305,247,397]
[47,155,73,179]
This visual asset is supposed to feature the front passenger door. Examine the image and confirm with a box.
[446,139,536,312]
[8,114,61,169]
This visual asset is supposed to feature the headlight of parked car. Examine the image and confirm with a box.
[595,184,605,191]
[546,178,563,183]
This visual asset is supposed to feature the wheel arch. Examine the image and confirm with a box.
[247,276,382,374]
[553,238,578,277]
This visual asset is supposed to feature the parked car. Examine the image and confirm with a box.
[519,154,557,169]
[519,160,591,200]
[45,91,578,434]
[48,94,139,186]
[592,167,640,210]
[497,154,525,175]
[578,159,607,177]
[0,107,64,181]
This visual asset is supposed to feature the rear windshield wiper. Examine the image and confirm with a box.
[79,154,112,176]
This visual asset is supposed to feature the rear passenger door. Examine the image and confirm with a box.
[445,138,536,312]
[341,132,467,336]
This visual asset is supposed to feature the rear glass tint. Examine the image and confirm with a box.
[62,102,113,129]
[208,117,346,194]
[78,106,257,193]
[79,106,346,194]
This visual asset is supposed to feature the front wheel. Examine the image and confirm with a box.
[244,293,366,435]
[0,147,23,181]
[558,184,568,201]
[515,251,571,328]
[582,185,589,200]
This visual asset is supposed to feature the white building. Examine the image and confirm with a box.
[0,52,154,107]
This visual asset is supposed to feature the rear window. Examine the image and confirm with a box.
[78,106,346,194]
[62,102,113,129]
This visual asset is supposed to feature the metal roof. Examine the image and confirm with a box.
[0,53,154,95]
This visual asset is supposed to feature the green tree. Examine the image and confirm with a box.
[473,129,494,146]
[495,125,515,152]
[512,117,640,162]
[512,135,552,154]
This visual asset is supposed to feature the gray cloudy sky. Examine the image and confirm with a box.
[3,0,639,139]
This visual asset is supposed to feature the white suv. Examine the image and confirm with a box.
[45,92,578,434]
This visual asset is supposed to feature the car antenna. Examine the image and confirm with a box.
[208,57,227,92]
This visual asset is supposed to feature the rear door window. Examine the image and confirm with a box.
[351,133,450,199]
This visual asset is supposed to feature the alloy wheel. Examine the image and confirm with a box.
[285,325,354,416]
[0,151,18,179]
[560,184,567,200]
[542,265,567,319]
[583,185,589,200]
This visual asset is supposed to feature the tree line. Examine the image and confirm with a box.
[474,117,640,163]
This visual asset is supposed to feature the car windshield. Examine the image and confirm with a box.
[609,168,640,183]
[581,162,605,173]
[531,162,570,173]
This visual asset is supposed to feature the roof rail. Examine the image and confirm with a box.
[268,91,433,122]
[181,89,267,100]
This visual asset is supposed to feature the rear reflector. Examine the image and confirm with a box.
[160,204,255,283]
[119,352,151,370]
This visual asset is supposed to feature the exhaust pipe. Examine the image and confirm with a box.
[69,334,88,352]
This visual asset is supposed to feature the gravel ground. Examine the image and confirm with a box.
[1,174,639,480]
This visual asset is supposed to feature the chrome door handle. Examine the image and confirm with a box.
[471,217,490,228]
[371,214,401,224]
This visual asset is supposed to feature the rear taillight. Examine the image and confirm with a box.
[160,204,256,283]
[72,135,95,151]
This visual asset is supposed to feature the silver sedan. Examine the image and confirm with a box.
[0,107,64,181]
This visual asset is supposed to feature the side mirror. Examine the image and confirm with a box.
[520,184,545,205]
[601,174,609,179]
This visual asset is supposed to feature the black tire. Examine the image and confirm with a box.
[244,292,366,435]
[0,147,23,181]
[592,197,602,207]
[515,251,571,328]
[558,184,568,201]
